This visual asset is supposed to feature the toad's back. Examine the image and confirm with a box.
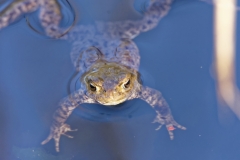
[65,23,141,74]
[61,0,175,73]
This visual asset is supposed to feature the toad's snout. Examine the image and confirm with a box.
[103,79,118,91]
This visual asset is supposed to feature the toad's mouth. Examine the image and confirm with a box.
[98,98,127,106]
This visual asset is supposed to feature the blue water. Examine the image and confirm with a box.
[1,0,240,159]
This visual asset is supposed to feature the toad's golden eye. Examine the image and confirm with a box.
[123,79,130,89]
[89,83,97,91]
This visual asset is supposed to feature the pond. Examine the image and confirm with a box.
[0,0,240,160]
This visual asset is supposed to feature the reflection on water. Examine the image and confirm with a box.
[213,0,240,123]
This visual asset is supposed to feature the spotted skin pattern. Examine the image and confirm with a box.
[45,0,186,152]
[0,0,186,152]
[41,89,96,151]
[0,0,62,37]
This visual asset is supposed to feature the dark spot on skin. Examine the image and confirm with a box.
[160,116,166,119]
[147,20,152,24]
[158,106,169,116]
[130,30,136,35]
[142,25,147,30]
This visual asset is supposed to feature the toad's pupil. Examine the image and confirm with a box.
[124,80,130,88]
[90,84,96,91]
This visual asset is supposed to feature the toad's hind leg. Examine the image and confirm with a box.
[99,0,173,39]
[41,89,96,152]
[39,0,62,37]
[0,0,40,29]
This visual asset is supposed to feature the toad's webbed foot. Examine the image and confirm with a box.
[41,123,77,152]
[153,111,186,140]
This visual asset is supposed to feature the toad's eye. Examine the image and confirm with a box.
[89,83,97,91]
[123,79,130,89]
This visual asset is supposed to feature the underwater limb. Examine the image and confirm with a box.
[139,86,186,139]
[152,111,186,140]
[41,123,77,152]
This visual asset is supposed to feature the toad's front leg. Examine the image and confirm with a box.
[41,89,96,152]
[139,86,186,139]
[41,122,77,152]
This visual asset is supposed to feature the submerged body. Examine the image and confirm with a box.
[0,0,186,152]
